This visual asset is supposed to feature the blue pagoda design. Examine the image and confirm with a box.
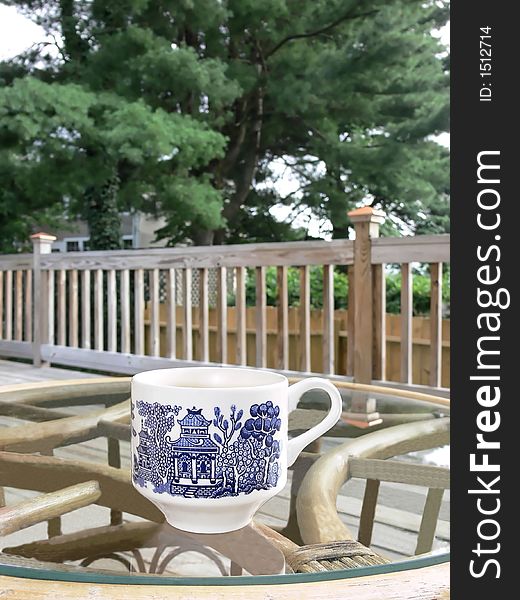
[133,400,282,499]
[137,428,155,479]
[136,428,154,476]
[168,408,219,490]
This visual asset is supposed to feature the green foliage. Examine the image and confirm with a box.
[228,265,449,315]
[386,265,450,315]
[1,0,449,250]
[0,51,226,250]
[240,265,349,310]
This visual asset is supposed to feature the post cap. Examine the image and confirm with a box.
[30,232,57,242]
[347,206,386,225]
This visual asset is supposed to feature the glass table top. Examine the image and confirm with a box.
[0,378,450,585]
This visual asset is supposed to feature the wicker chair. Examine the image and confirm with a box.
[278,417,450,573]
[285,540,389,573]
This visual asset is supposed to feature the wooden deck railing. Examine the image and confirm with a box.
[139,306,450,387]
[0,208,450,416]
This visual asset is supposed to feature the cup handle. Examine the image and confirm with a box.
[286,377,342,466]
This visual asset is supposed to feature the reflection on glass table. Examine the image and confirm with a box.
[0,378,449,587]
[1,517,286,577]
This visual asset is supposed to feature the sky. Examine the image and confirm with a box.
[0,5,46,60]
[0,5,450,238]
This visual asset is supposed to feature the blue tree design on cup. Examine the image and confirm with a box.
[240,402,282,485]
[217,437,255,495]
[263,439,282,486]
[212,404,244,493]
[213,404,243,448]
[212,402,282,496]
[134,401,181,491]
[131,399,137,438]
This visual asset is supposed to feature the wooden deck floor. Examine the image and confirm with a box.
[0,359,102,385]
[0,358,450,573]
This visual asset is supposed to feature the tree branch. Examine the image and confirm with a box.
[266,9,380,58]
[219,100,249,177]
[59,0,89,62]
[48,33,68,63]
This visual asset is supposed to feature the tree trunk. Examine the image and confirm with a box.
[212,142,261,246]
[263,456,270,484]
[212,86,264,246]
[233,466,239,494]
[83,173,123,250]
[191,229,215,246]
[59,0,89,62]
[331,201,351,239]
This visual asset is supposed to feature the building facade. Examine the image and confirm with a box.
[49,213,168,252]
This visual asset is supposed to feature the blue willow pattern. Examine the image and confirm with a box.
[133,400,282,498]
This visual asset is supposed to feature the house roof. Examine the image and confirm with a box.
[177,408,212,428]
[169,436,218,452]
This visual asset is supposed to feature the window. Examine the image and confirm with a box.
[123,237,133,249]
[64,238,89,251]
[66,241,80,252]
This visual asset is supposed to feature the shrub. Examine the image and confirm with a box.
[228,265,449,316]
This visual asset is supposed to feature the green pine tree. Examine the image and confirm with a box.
[0,0,448,250]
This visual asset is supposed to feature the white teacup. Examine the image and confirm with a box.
[131,367,342,533]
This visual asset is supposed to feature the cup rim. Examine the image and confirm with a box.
[132,367,288,391]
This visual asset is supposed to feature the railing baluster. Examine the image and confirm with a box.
[69,269,78,348]
[5,270,12,341]
[199,268,209,362]
[276,266,289,371]
[322,264,334,375]
[216,267,227,363]
[299,265,311,372]
[429,262,443,387]
[57,269,66,346]
[235,267,247,366]
[134,269,144,355]
[372,263,386,381]
[166,268,176,359]
[255,266,266,368]
[47,270,55,347]
[81,270,90,349]
[106,269,117,353]
[24,269,32,342]
[400,263,413,384]
[14,270,23,341]
[120,269,130,354]
[149,268,160,357]
[346,265,355,376]
[94,269,104,351]
[183,268,193,360]
[0,226,451,390]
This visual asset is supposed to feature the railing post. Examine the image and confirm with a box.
[31,232,56,367]
[344,206,385,427]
